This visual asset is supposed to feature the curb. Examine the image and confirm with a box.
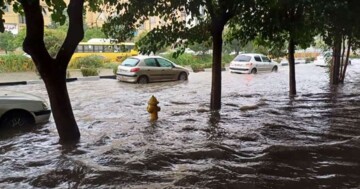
[0,75,116,87]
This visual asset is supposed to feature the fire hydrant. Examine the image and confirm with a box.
[147,95,160,121]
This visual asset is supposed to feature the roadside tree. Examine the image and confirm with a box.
[317,0,360,84]
[0,0,101,142]
[102,0,247,110]
[230,0,318,95]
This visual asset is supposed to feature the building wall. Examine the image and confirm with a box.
[2,1,187,37]
[2,2,52,34]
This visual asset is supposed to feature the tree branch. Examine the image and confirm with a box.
[20,0,52,67]
[205,0,215,20]
[56,0,84,69]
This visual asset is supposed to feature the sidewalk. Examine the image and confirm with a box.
[0,69,114,83]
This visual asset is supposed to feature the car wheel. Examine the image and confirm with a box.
[0,111,34,128]
[272,66,278,72]
[178,72,188,81]
[250,68,257,74]
[137,76,149,84]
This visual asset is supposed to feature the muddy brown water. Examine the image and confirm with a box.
[1,62,360,188]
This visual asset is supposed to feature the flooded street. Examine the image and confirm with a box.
[1,62,360,188]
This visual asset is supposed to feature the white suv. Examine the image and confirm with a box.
[0,91,51,128]
[229,53,278,74]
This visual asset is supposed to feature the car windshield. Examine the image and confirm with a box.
[121,58,139,67]
[234,55,251,62]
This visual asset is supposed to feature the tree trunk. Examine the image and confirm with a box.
[331,36,341,85]
[210,28,223,110]
[340,37,351,83]
[288,37,296,95]
[20,0,84,142]
[43,67,80,141]
[340,35,346,75]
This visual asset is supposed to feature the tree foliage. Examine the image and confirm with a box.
[316,0,360,83]
[102,0,246,110]
[229,0,319,95]
[0,31,16,53]
[83,26,106,41]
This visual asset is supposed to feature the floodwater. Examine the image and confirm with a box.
[1,62,360,189]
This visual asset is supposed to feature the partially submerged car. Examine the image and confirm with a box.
[116,55,190,84]
[314,51,351,67]
[0,91,51,128]
[229,53,278,74]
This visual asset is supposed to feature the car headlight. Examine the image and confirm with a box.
[42,102,49,110]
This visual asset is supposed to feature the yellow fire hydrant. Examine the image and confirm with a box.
[147,95,161,121]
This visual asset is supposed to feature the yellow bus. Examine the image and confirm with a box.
[71,39,138,63]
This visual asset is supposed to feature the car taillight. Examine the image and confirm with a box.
[130,68,140,72]
[246,62,253,67]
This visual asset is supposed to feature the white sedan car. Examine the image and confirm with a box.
[0,91,51,128]
[229,53,278,74]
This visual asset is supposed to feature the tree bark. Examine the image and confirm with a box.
[43,68,80,141]
[20,0,83,142]
[340,35,346,75]
[331,36,341,85]
[210,25,224,110]
[340,37,351,83]
[210,29,223,110]
[288,37,296,95]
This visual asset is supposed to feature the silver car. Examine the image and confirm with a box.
[116,55,190,84]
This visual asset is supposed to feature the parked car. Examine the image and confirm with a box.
[314,51,351,67]
[116,55,190,84]
[280,58,289,66]
[229,53,278,74]
[0,91,51,128]
[314,51,332,67]
[295,58,306,64]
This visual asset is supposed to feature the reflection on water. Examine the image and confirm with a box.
[1,63,360,188]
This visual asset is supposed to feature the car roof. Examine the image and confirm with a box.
[238,53,266,56]
[130,55,165,60]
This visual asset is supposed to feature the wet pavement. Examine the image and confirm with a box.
[1,62,360,188]
[0,69,114,82]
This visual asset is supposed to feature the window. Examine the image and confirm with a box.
[125,45,134,52]
[104,45,113,52]
[150,17,156,24]
[19,15,26,24]
[261,56,270,62]
[157,58,173,67]
[76,45,84,52]
[144,58,158,67]
[114,45,127,52]
[234,55,251,62]
[93,45,103,52]
[121,58,139,67]
[254,56,262,62]
[84,45,93,52]
[2,4,9,12]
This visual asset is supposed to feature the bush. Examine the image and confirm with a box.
[81,68,99,76]
[70,55,104,69]
[0,54,35,72]
[305,57,315,63]
[159,52,235,72]
[190,63,205,72]
[101,62,120,75]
